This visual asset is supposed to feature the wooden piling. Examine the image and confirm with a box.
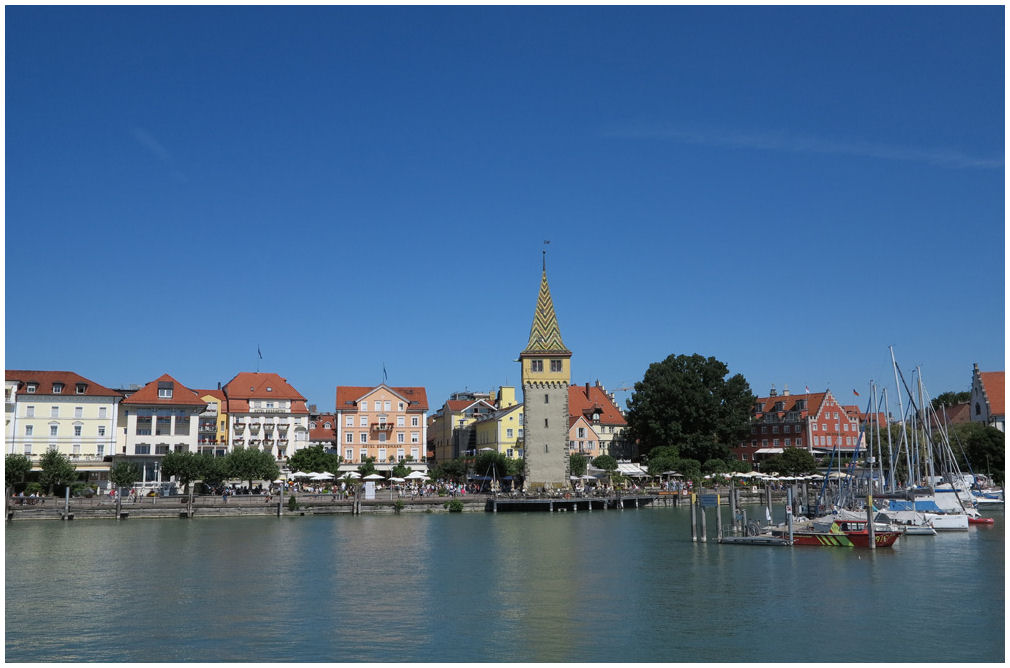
[700,505,707,543]
[867,494,875,550]
[690,493,697,542]
[716,494,722,539]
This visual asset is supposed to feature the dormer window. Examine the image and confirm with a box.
[158,381,174,399]
[266,387,273,392]
[324,422,331,429]
[52,383,64,394]
[76,383,87,394]
[26,384,37,394]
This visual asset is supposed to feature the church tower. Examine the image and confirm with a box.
[519,255,572,490]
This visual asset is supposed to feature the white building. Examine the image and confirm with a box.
[224,372,310,462]
[5,370,123,485]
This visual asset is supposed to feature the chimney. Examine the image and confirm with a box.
[783,385,790,397]
[217,381,221,390]
[585,382,591,399]
[769,384,778,397]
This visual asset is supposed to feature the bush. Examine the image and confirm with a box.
[25,482,43,495]
[394,500,405,513]
[447,499,464,513]
[287,495,299,511]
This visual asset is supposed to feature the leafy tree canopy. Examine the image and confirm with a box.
[431,458,467,482]
[38,449,78,495]
[198,454,228,487]
[626,353,754,463]
[357,456,377,477]
[592,454,618,471]
[5,454,32,488]
[228,447,280,488]
[473,451,510,479]
[702,458,728,474]
[931,391,970,410]
[288,445,343,475]
[760,447,818,475]
[109,461,141,488]
[949,422,1005,485]
[391,463,410,479]
[569,453,589,477]
[161,451,203,493]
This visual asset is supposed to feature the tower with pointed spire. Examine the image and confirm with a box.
[519,253,572,489]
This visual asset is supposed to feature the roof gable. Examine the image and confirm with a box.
[122,373,205,406]
[335,385,429,412]
[567,384,626,425]
[522,267,570,354]
[224,372,306,401]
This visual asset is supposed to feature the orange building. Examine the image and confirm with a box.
[335,384,428,466]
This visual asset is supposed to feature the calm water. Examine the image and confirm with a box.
[5,506,1004,662]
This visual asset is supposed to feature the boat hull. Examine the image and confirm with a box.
[786,530,901,548]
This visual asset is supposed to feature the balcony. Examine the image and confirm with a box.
[249,438,261,446]
[249,424,261,434]
[233,423,245,433]
[263,438,274,445]
[371,422,394,432]
[233,438,244,446]
[264,423,275,432]
[278,438,289,445]
[277,424,289,433]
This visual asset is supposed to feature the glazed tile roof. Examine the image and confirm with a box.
[335,385,429,412]
[121,373,206,406]
[522,268,570,354]
[6,370,122,397]
[568,383,626,425]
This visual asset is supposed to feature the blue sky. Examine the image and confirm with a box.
[6,7,1004,416]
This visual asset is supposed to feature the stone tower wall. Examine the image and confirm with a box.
[523,381,570,489]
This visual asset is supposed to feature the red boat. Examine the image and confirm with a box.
[772,518,901,548]
[968,516,995,525]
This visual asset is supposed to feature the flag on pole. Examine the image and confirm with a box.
[853,389,860,397]
[804,385,810,394]
[258,345,262,360]
[382,363,388,384]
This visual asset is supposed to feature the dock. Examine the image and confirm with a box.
[487,494,656,512]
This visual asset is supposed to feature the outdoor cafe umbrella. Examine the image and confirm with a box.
[311,472,334,481]
[362,474,385,481]
[405,471,428,479]
[291,471,310,479]
[389,477,406,482]
[340,471,361,479]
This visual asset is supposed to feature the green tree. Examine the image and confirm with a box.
[109,461,141,518]
[592,454,618,472]
[38,449,78,495]
[5,454,32,492]
[288,445,343,474]
[569,453,589,477]
[644,446,679,476]
[728,459,752,473]
[702,458,728,474]
[198,454,228,488]
[391,462,410,479]
[473,451,510,479]
[227,447,280,489]
[761,447,818,475]
[931,391,970,410]
[161,451,203,493]
[625,353,754,463]
[432,458,467,483]
[949,422,1005,485]
[357,456,377,477]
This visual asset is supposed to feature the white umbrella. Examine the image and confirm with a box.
[291,471,310,479]
[580,474,597,480]
[311,472,334,480]
[390,477,406,482]
[405,471,427,479]
[341,471,361,479]
[363,473,384,480]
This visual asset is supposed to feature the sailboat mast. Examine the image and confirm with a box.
[882,387,896,493]
[889,346,913,489]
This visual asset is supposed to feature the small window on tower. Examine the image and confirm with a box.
[544,394,549,404]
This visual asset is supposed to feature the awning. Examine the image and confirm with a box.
[754,448,784,454]
[616,462,649,477]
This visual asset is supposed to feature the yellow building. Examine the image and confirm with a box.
[474,402,525,459]
[195,389,228,456]
[428,392,496,463]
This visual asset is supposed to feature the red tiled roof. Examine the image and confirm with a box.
[195,389,227,402]
[335,385,429,412]
[752,392,828,419]
[568,383,626,425]
[6,370,122,397]
[980,371,1005,417]
[445,399,495,413]
[224,372,306,400]
[121,373,205,406]
[310,414,336,442]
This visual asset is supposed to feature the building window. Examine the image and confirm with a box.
[785,438,791,446]
[360,433,367,444]
[26,384,37,394]
[26,406,34,417]
[378,448,386,461]
[266,402,274,409]
[52,383,64,394]
[323,421,331,429]
[74,425,82,437]
[159,388,173,399]
[530,360,543,372]
[345,448,353,461]
[507,428,514,438]
[550,360,562,372]
[397,416,405,427]
[360,401,368,411]
[76,384,87,394]
[544,419,548,428]
[360,449,368,461]
[98,426,106,437]
[378,433,386,444]
[976,402,981,416]
[24,425,33,436]
[346,416,353,427]
[397,433,405,444]
[51,406,59,418]
[346,433,353,443]
[50,424,58,437]
[411,432,419,443]
[761,426,767,434]
[136,444,150,455]
[156,445,169,455]
[99,407,107,419]
[75,407,83,419]
[578,427,586,438]
[398,402,405,411]
[812,423,818,431]
[384,401,391,411]
[411,417,419,427]
[544,394,549,404]
[24,444,32,455]
[97,444,104,457]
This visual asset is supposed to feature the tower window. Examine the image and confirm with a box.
[530,360,543,372]
[544,419,548,428]
[550,360,562,372]
[544,394,549,404]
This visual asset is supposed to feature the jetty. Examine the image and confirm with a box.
[488,494,656,512]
